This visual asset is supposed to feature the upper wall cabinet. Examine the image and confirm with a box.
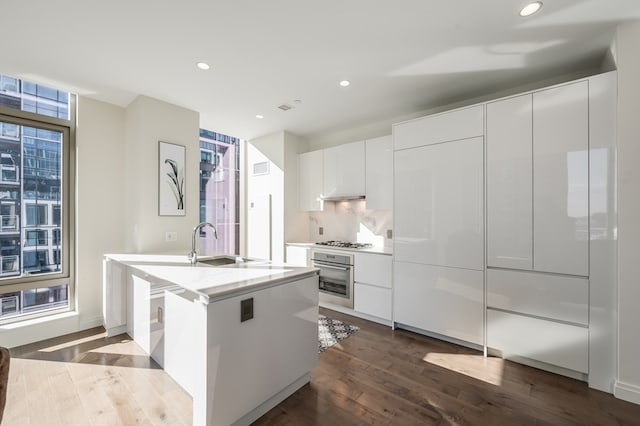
[365,135,392,210]
[323,140,366,199]
[393,105,484,150]
[298,150,323,211]
[486,94,534,270]
[533,82,589,276]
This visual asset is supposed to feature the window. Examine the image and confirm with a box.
[25,230,47,246]
[199,129,241,256]
[0,75,18,94]
[26,204,48,226]
[0,72,74,323]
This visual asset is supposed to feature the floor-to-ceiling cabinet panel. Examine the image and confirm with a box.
[533,81,589,276]
[486,94,533,270]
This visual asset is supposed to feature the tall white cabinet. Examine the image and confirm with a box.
[298,150,323,211]
[392,72,617,392]
[393,105,485,346]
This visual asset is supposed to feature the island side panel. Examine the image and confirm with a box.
[197,274,319,426]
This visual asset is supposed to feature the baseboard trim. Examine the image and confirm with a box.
[614,380,640,405]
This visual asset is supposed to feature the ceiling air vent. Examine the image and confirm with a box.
[278,104,293,111]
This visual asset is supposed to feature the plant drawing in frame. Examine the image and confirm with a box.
[159,141,186,216]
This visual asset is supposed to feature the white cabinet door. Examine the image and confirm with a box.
[298,150,323,211]
[393,105,484,150]
[394,261,484,345]
[365,135,393,210]
[354,252,392,288]
[323,141,365,198]
[354,283,392,321]
[486,94,533,270]
[487,310,588,373]
[394,137,484,270]
[285,245,310,266]
[533,81,589,276]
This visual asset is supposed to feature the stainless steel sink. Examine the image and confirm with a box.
[197,255,253,266]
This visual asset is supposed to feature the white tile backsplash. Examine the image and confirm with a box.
[308,200,392,249]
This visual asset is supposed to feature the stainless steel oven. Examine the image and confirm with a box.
[311,250,354,309]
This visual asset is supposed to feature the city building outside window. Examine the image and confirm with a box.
[0,72,73,323]
[199,129,241,256]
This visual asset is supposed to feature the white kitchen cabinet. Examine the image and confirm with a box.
[365,135,393,210]
[298,150,323,211]
[486,94,533,270]
[533,81,589,276]
[354,252,392,321]
[285,244,311,266]
[394,136,484,271]
[393,105,484,150]
[487,269,588,325]
[394,262,483,346]
[487,309,588,373]
[323,140,365,199]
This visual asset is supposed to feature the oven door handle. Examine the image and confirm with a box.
[313,263,350,271]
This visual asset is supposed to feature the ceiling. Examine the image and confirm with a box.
[3,0,640,141]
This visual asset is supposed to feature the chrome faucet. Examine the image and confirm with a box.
[188,222,218,264]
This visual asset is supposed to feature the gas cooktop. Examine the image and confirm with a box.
[315,241,373,249]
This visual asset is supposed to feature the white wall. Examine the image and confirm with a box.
[614,20,640,404]
[283,132,309,244]
[124,95,200,253]
[1,97,127,347]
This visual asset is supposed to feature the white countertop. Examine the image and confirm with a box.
[286,242,393,256]
[105,253,318,303]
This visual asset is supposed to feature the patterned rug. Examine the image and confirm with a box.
[318,314,359,353]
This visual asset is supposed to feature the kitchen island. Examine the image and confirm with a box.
[102,253,319,426]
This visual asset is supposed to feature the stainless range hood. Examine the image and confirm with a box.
[321,195,366,202]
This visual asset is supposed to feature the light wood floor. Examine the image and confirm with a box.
[4,309,640,425]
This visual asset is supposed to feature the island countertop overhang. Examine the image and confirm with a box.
[104,253,319,303]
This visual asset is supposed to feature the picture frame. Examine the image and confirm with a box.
[158,141,186,216]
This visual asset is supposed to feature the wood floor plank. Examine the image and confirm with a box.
[4,309,640,426]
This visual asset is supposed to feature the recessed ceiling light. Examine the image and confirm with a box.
[519,1,542,17]
[196,62,210,70]
[339,80,351,87]
[256,114,264,119]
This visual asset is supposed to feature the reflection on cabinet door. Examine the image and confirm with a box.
[533,81,589,276]
[486,94,533,270]
[394,261,484,346]
[298,150,323,211]
[394,137,484,270]
[365,135,393,210]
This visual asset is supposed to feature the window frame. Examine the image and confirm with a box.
[0,95,76,324]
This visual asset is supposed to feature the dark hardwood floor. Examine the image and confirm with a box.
[255,307,640,426]
[3,308,640,425]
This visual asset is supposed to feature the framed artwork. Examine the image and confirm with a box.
[158,141,186,216]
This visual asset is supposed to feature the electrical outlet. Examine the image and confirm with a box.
[165,231,178,242]
[386,229,393,239]
[319,227,324,235]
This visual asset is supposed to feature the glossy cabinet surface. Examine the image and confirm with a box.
[394,262,484,345]
[365,135,393,210]
[533,81,589,276]
[354,252,392,321]
[487,269,588,325]
[394,136,484,270]
[102,258,127,335]
[298,150,323,211]
[354,252,392,288]
[323,140,365,198]
[393,105,484,150]
[486,94,533,270]
[487,309,588,373]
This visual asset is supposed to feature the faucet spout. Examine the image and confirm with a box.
[188,222,218,264]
